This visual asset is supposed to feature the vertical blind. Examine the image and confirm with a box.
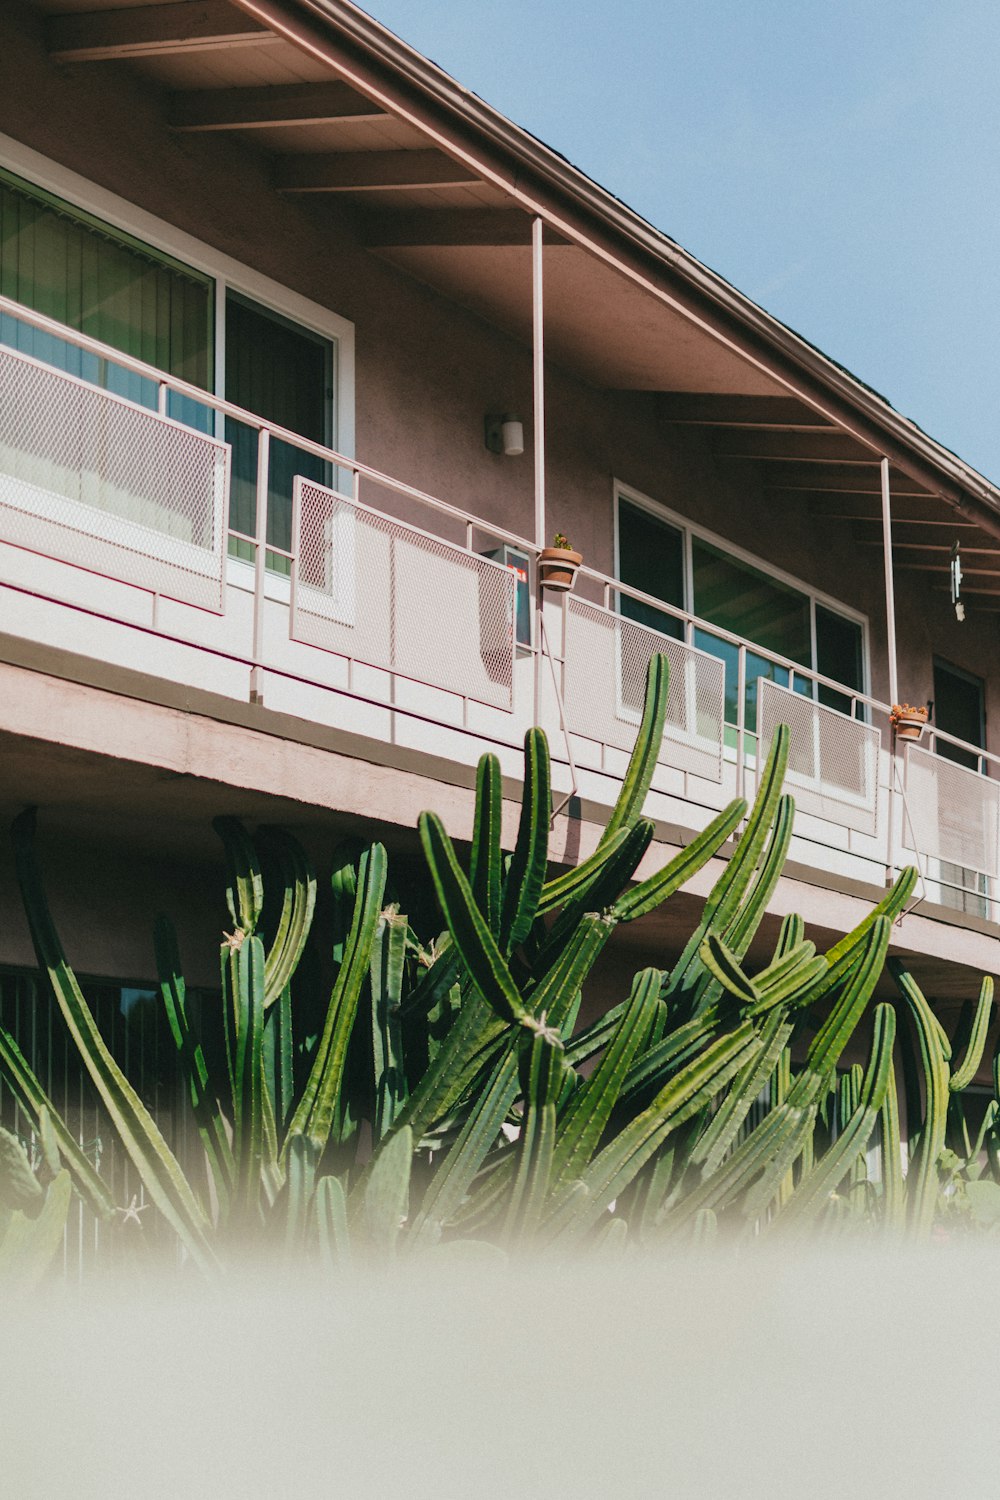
[0,166,213,393]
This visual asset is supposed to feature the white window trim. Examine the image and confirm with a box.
[0,131,356,462]
[612,478,871,702]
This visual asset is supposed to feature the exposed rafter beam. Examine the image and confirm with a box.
[857,540,1000,556]
[168,81,387,130]
[933,584,1000,595]
[764,464,935,495]
[276,149,479,192]
[815,513,979,528]
[715,431,876,464]
[363,208,565,246]
[658,394,833,430]
[898,562,1000,578]
[47,3,272,62]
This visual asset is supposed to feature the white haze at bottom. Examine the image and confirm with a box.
[6,1246,994,1497]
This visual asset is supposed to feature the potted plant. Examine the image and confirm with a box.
[890,702,928,742]
[538,531,582,592]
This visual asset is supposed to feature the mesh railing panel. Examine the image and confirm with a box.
[564,598,725,781]
[0,346,227,612]
[902,743,1000,878]
[291,478,516,710]
[757,678,880,835]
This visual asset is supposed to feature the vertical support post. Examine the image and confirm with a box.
[881,457,899,708]
[250,426,270,704]
[532,216,546,555]
[881,455,899,883]
[736,643,747,805]
[532,216,546,729]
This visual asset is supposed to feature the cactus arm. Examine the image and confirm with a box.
[419,813,528,1024]
[770,1004,895,1233]
[524,913,617,1031]
[802,918,890,1083]
[0,1021,115,1220]
[950,977,994,1092]
[315,1174,351,1269]
[399,939,460,1026]
[611,800,746,925]
[534,820,653,966]
[878,1047,904,1227]
[363,1125,412,1252]
[255,828,317,1008]
[600,653,669,846]
[724,795,796,957]
[538,827,634,915]
[544,1023,761,1240]
[154,915,234,1206]
[0,1169,71,1291]
[889,960,949,1236]
[231,936,265,1221]
[662,919,890,1233]
[212,816,264,935]
[550,969,661,1188]
[664,727,789,999]
[691,1011,795,1175]
[774,913,805,959]
[971,1099,999,1165]
[823,866,917,967]
[470,753,503,935]
[12,810,217,1271]
[288,843,387,1154]
[370,912,409,1141]
[282,1132,319,1254]
[262,984,295,1136]
[410,1045,521,1245]
[740,1107,819,1223]
[698,936,760,1005]
[503,1033,565,1240]
[499,729,551,954]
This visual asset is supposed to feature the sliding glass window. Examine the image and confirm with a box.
[617,493,865,734]
[0,166,214,426]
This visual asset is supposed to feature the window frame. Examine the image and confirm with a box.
[0,131,356,464]
[612,480,871,707]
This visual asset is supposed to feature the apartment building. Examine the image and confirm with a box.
[0,0,998,1078]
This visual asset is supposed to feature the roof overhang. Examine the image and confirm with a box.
[25,0,1000,594]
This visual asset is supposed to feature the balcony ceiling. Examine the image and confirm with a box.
[22,0,1000,604]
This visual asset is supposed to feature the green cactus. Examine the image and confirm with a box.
[2,646,962,1270]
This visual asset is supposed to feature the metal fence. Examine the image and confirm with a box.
[0,343,228,613]
[757,678,881,836]
[902,742,1000,885]
[0,972,198,1278]
[563,596,726,782]
[290,477,517,710]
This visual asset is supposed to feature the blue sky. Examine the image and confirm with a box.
[367,1,1000,483]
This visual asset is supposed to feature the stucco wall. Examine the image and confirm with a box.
[2,2,999,751]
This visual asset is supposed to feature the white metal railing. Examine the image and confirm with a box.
[2,294,1000,923]
[290,476,516,711]
[562,594,726,782]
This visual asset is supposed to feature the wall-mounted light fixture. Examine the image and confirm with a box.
[485,413,524,457]
[951,540,965,621]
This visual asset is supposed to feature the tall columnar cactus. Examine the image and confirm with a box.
[0,651,967,1269]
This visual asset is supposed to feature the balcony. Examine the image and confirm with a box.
[0,294,997,929]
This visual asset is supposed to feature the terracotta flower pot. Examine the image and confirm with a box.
[894,715,926,742]
[538,546,582,592]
